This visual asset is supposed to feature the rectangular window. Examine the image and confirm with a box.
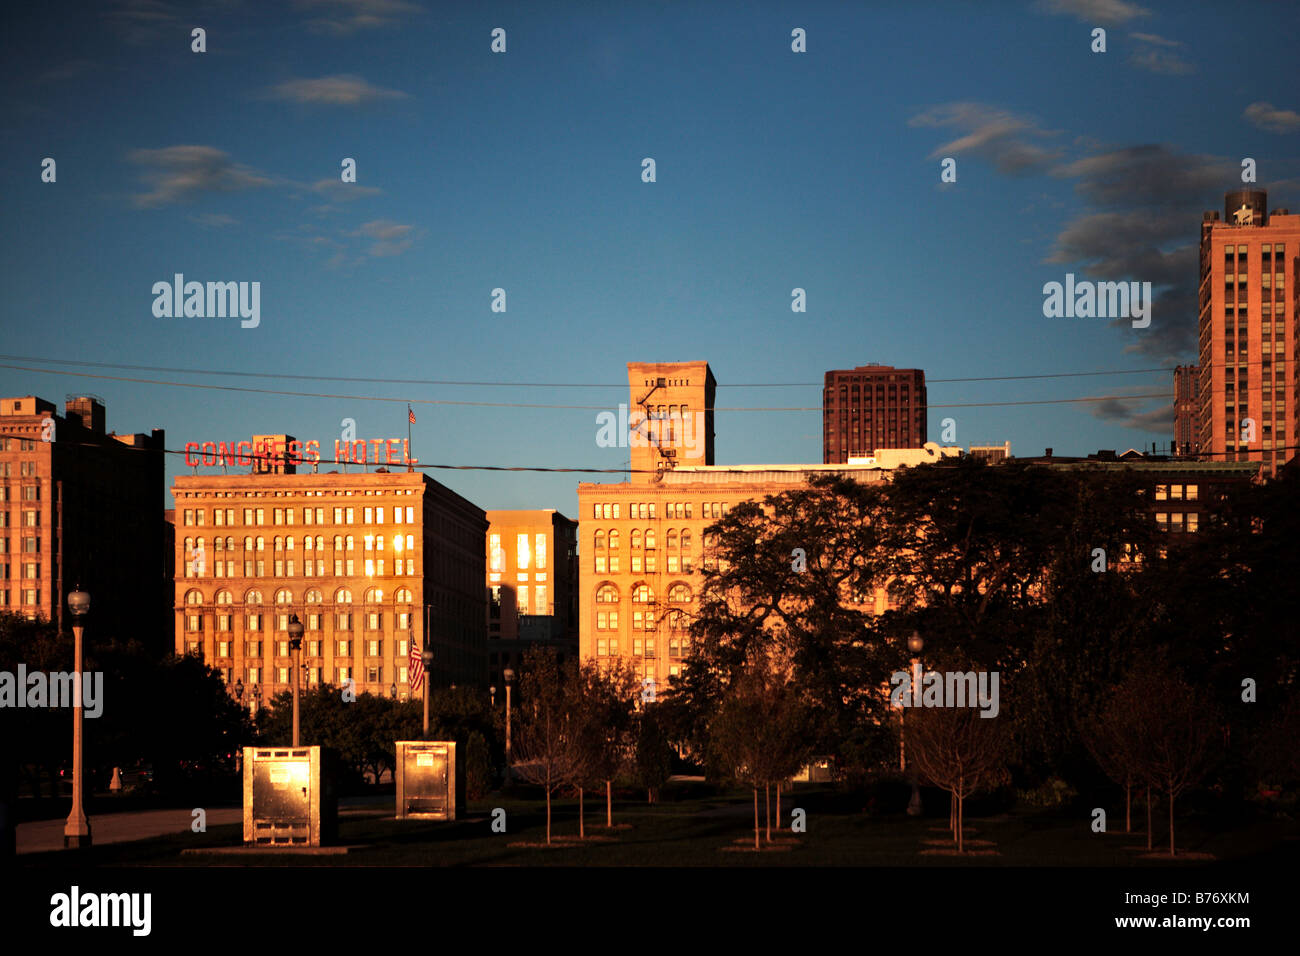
[518,586,529,614]
[346,508,355,524]
[517,533,531,570]
[336,613,352,631]
[367,638,382,656]
[595,556,607,573]
[535,586,547,614]
[535,534,547,569]
[257,508,265,525]
[245,640,262,657]
[335,639,351,656]
[1155,484,1168,500]
[405,507,413,523]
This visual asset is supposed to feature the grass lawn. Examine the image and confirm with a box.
[18,783,1297,867]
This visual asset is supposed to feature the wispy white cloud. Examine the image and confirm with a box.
[292,0,422,35]
[128,145,272,208]
[265,74,409,106]
[909,102,1063,175]
[1036,0,1149,26]
[1244,101,1300,134]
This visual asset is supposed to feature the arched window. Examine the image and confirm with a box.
[680,530,692,552]
[304,536,314,551]
[333,535,343,551]
[631,530,643,549]
[608,530,620,550]
[256,536,265,552]
[214,537,224,553]
[668,583,691,603]
[215,590,233,605]
[395,587,413,603]
[244,537,252,552]
[305,589,322,604]
[645,530,656,550]
[364,587,384,604]
[274,536,283,552]
[335,588,353,604]
[346,535,354,551]
[594,530,606,551]
[596,584,619,603]
[632,583,654,604]
[245,589,263,605]
[275,589,293,605]
[185,589,203,605]
[666,529,678,550]
[286,536,294,551]
[315,536,323,551]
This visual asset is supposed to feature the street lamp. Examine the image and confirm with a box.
[64,588,92,849]
[503,667,515,781]
[421,648,435,737]
[252,682,262,716]
[287,614,304,747]
[489,685,496,708]
[390,682,397,699]
[905,631,924,817]
[233,678,245,705]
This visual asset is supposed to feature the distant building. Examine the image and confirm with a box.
[485,509,578,690]
[579,360,959,697]
[0,395,166,642]
[969,442,1012,464]
[823,365,927,463]
[1173,365,1200,457]
[171,461,487,701]
[1014,448,1260,557]
[1196,189,1300,477]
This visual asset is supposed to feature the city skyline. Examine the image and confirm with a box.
[5,1,1299,518]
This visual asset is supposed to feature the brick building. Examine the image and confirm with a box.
[0,394,166,642]
[823,365,927,463]
[172,456,487,702]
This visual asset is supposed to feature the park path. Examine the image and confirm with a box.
[17,807,242,854]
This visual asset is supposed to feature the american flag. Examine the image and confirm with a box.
[408,634,424,692]
[408,407,416,424]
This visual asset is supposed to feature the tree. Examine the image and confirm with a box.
[1085,694,1145,835]
[1124,666,1219,857]
[635,705,674,805]
[907,704,1010,853]
[708,651,814,848]
[512,647,581,844]
[569,658,637,833]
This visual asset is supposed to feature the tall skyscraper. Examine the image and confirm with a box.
[823,365,927,463]
[1173,365,1200,456]
[1197,189,1300,478]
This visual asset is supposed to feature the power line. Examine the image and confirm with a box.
[0,352,1201,388]
[0,362,1174,412]
[1,430,1279,475]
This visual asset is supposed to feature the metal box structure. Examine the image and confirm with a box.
[242,746,337,846]
[394,741,463,820]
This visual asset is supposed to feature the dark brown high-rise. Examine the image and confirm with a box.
[823,365,927,463]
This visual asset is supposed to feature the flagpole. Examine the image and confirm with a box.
[407,404,413,473]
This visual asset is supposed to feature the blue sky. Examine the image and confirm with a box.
[2,0,1298,516]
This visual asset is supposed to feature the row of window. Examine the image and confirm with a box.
[594,608,690,632]
[0,538,40,554]
[0,462,39,477]
[594,637,692,658]
[0,511,40,527]
[589,501,733,520]
[182,505,418,527]
[185,556,416,579]
[186,534,415,551]
[0,562,40,578]
[183,586,414,606]
[184,611,414,633]
[0,439,39,451]
[487,533,548,572]
[0,588,40,605]
[204,665,404,687]
[1155,512,1199,532]
[486,584,550,615]
[188,637,408,657]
